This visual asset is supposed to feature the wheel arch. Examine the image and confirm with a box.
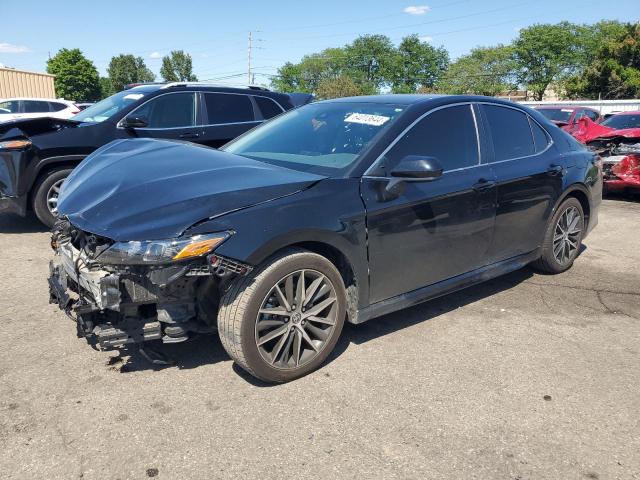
[244,234,363,324]
[553,183,592,231]
[28,156,84,209]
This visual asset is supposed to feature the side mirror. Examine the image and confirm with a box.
[390,155,444,179]
[121,114,148,129]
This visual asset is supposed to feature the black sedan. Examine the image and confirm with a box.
[48,94,602,382]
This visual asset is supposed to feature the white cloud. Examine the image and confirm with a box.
[419,35,433,42]
[0,42,30,54]
[149,51,162,59]
[404,5,430,15]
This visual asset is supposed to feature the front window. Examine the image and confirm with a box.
[601,113,640,130]
[222,102,405,175]
[537,108,573,123]
[72,90,150,123]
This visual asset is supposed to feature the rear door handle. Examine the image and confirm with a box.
[179,132,200,139]
[472,178,496,192]
[547,164,564,176]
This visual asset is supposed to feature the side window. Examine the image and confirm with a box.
[584,109,599,121]
[573,110,585,123]
[383,104,479,172]
[204,93,255,124]
[22,100,51,113]
[529,117,550,153]
[0,101,19,113]
[49,102,68,112]
[254,96,283,119]
[132,93,196,128]
[482,105,535,161]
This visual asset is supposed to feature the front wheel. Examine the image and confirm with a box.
[218,250,346,383]
[32,168,73,228]
[532,197,585,274]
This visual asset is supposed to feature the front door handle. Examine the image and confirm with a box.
[472,178,496,192]
[547,164,564,176]
[179,132,200,139]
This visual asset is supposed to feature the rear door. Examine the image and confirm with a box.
[362,103,497,303]
[478,103,563,262]
[198,92,262,148]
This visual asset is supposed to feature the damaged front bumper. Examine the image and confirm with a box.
[48,231,251,350]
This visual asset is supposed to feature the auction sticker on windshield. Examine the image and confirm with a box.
[345,113,390,126]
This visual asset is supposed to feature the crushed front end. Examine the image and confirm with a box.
[48,219,251,350]
[587,138,640,193]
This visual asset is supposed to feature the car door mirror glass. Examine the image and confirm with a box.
[121,114,149,129]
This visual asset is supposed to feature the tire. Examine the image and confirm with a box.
[218,249,346,383]
[531,197,585,274]
[32,168,73,228]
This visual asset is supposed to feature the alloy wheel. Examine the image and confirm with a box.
[46,179,65,214]
[255,269,338,370]
[553,205,582,265]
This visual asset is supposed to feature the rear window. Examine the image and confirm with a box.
[204,93,255,124]
[483,105,535,161]
[529,118,550,153]
[254,96,283,119]
[49,102,68,112]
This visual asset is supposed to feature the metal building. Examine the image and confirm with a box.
[0,67,56,98]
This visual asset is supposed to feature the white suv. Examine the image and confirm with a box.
[0,97,80,123]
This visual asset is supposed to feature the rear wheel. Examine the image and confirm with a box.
[32,168,73,228]
[218,250,346,383]
[532,197,584,274]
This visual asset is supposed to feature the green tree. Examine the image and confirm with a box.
[316,76,364,99]
[565,23,640,99]
[343,35,396,92]
[390,35,449,93]
[160,50,197,82]
[107,54,155,92]
[438,45,517,96]
[513,22,587,100]
[46,48,100,101]
[99,77,114,98]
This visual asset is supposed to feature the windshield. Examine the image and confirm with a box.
[72,90,149,123]
[537,108,573,123]
[222,102,405,175]
[601,114,640,130]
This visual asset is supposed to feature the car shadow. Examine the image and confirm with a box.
[603,192,640,203]
[0,213,49,234]
[115,267,535,385]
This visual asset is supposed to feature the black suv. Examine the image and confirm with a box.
[0,83,311,226]
[48,95,601,382]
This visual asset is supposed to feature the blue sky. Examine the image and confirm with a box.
[1,0,638,86]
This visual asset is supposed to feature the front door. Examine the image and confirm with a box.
[362,104,497,304]
[125,92,205,142]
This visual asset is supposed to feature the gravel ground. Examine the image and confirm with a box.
[0,198,638,480]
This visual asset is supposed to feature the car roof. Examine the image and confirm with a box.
[318,94,532,109]
[534,105,589,110]
[0,97,74,103]
[612,110,640,116]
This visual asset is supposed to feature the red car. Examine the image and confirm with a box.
[535,105,602,136]
[570,111,640,194]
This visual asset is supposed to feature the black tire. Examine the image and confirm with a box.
[531,197,585,274]
[218,249,346,383]
[32,168,73,228]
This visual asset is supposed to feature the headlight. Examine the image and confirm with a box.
[97,232,230,265]
[0,139,32,150]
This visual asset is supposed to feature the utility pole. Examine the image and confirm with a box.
[248,31,253,85]
[247,30,262,85]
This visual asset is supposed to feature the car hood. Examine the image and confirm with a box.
[0,116,82,140]
[571,117,640,143]
[58,138,326,241]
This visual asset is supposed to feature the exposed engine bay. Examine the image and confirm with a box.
[586,137,640,192]
[48,218,251,350]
